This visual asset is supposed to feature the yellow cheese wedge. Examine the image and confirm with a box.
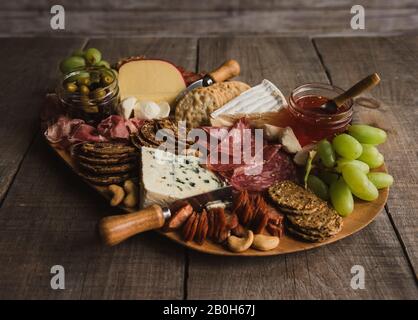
[118,59,186,105]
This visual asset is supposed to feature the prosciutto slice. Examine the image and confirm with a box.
[45,115,145,148]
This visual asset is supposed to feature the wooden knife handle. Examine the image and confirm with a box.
[209,59,241,83]
[333,73,381,108]
[99,204,166,246]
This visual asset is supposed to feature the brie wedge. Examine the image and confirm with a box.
[210,79,287,126]
[140,147,224,208]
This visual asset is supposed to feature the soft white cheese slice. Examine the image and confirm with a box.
[140,147,224,208]
[211,79,287,118]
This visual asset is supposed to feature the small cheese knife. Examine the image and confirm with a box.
[320,73,381,113]
[98,186,233,246]
[175,59,241,104]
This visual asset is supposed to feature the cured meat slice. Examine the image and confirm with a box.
[184,212,199,242]
[204,118,298,192]
[165,203,193,231]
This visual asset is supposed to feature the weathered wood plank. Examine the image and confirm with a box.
[1,0,417,11]
[186,37,418,299]
[1,8,417,37]
[314,36,418,280]
[0,37,197,299]
[0,37,86,204]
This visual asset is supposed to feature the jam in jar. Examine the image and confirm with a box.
[274,83,353,146]
[57,67,120,125]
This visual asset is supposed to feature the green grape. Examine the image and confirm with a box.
[341,164,379,201]
[330,178,354,217]
[59,56,86,74]
[336,159,369,174]
[348,124,387,145]
[84,48,102,65]
[318,171,339,185]
[307,175,329,200]
[317,139,336,168]
[358,144,384,169]
[367,172,393,189]
[95,60,111,69]
[332,134,363,160]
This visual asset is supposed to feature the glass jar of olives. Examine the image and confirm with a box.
[57,67,120,125]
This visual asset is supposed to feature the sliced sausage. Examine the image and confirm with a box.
[185,212,199,242]
[165,203,193,231]
[182,212,196,241]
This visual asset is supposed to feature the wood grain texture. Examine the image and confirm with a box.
[1,8,417,37]
[186,37,418,299]
[0,37,86,204]
[1,0,417,11]
[0,37,198,299]
[314,36,418,280]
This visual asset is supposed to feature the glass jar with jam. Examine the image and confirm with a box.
[274,83,353,146]
[57,67,120,125]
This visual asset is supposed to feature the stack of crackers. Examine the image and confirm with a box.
[72,142,138,185]
[175,81,250,128]
[268,180,343,242]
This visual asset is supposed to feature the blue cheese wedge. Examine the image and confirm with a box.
[140,147,224,208]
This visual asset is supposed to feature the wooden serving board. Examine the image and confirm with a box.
[48,142,388,256]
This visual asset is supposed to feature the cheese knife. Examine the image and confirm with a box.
[175,59,241,104]
[319,73,381,113]
[98,186,233,246]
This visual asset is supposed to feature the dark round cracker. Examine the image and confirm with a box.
[75,153,137,165]
[78,161,137,175]
[79,171,133,186]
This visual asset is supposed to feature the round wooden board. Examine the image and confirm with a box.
[48,142,388,256]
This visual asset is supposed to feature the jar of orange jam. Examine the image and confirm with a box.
[274,83,353,146]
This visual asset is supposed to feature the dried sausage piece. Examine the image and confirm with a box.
[231,224,246,237]
[185,212,199,242]
[207,210,215,239]
[165,203,193,231]
[254,212,269,234]
[215,208,227,240]
[226,213,239,230]
[266,222,284,237]
[216,228,230,243]
[195,210,207,245]
[182,212,197,241]
[202,215,209,243]
[245,203,255,226]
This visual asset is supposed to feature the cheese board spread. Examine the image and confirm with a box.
[43,47,392,256]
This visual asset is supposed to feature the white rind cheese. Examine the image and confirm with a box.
[140,147,224,208]
[211,79,287,119]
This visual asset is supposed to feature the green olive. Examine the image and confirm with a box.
[79,85,90,95]
[83,105,99,113]
[77,77,91,86]
[95,60,110,69]
[65,82,78,93]
[101,75,114,86]
[92,88,106,100]
[59,56,86,74]
[84,48,102,65]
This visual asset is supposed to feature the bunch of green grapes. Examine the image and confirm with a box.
[59,48,110,74]
[305,124,393,217]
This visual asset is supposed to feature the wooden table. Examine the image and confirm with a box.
[0,36,417,300]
